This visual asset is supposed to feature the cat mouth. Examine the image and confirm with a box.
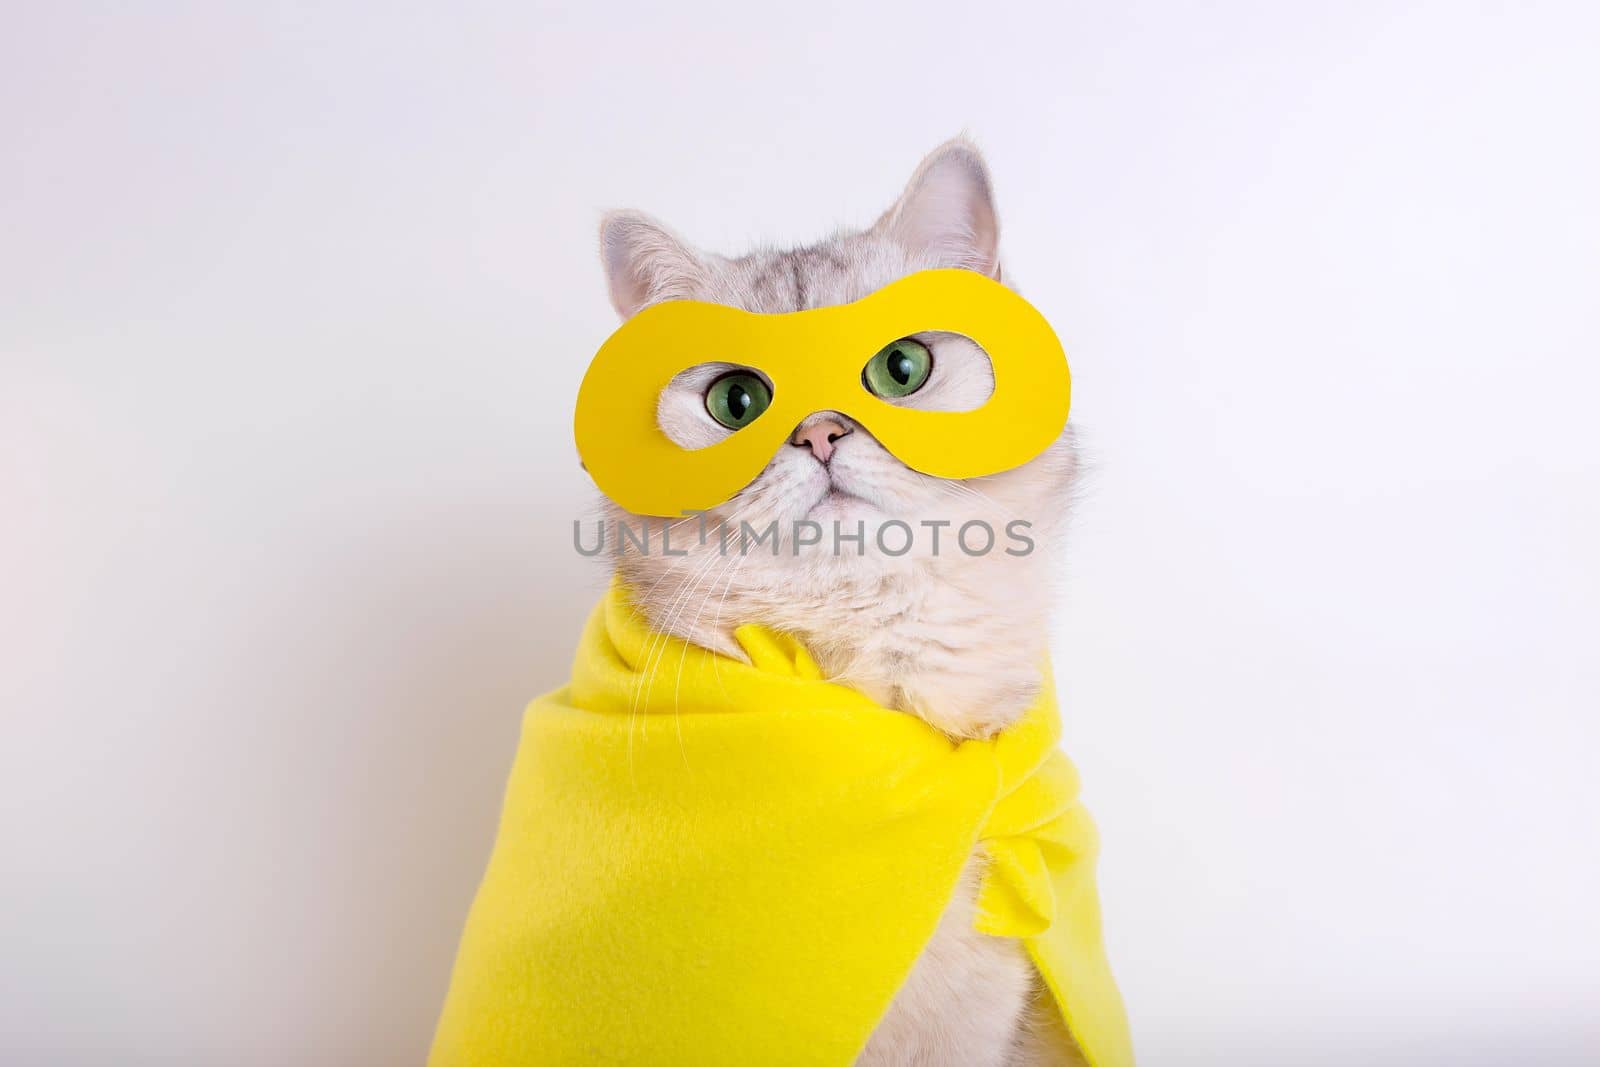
[806,482,872,517]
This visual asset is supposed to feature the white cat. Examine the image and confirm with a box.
[594,139,1086,1066]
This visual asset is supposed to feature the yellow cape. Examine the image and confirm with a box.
[430,583,1134,1066]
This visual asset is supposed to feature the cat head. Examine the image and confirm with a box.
[589,139,1079,613]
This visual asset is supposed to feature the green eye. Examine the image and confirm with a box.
[704,371,772,430]
[863,338,932,398]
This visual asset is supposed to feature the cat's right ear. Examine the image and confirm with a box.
[598,210,708,319]
[873,138,1002,278]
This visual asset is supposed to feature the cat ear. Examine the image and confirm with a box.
[598,210,709,319]
[875,138,1001,278]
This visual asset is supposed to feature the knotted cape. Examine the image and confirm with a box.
[430,582,1134,1066]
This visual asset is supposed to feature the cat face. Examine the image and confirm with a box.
[654,321,996,508]
[592,140,1078,602]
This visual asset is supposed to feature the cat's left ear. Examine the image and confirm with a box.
[874,137,1001,279]
[598,210,709,319]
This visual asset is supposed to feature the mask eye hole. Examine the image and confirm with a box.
[863,338,933,398]
[704,371,773,430]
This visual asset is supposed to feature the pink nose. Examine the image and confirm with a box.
[790,418,851,463]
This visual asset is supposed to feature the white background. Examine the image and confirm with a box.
[4,3,1598,1064]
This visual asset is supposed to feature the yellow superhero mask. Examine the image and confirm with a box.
[574,268,1072,517]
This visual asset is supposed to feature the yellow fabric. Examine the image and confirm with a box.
[575,268,1071,516]
[430,583,1134,1066]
